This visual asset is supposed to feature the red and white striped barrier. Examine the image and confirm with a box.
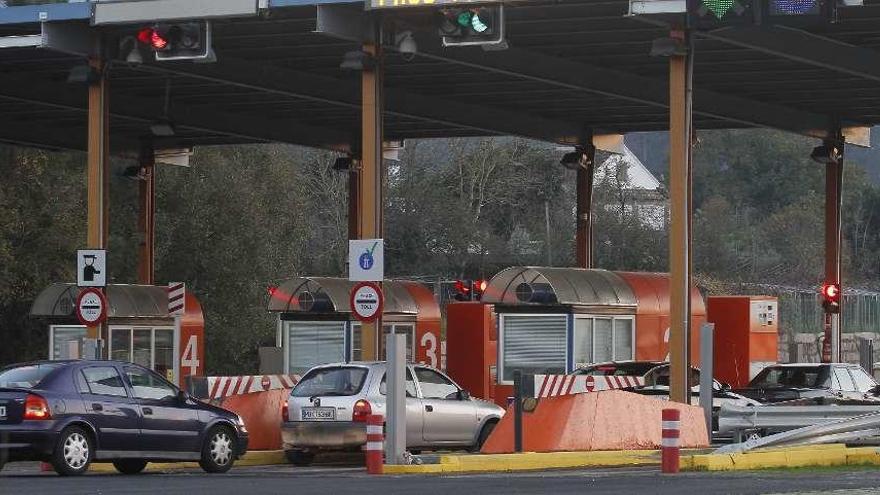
[532,374,645,398]
[661,408,681,474]
[365,414,384,475]
[207,374,300,400]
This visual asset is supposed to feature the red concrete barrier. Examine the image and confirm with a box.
[217,388,290,450]
[481,390,709,454]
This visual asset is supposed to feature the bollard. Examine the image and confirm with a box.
[661,408,681,474]
[365,414,384,475]
[513,370,523,453]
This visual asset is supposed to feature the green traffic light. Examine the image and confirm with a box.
[702,0,734,17]
[471,11,489,33]
[456,11,472,28]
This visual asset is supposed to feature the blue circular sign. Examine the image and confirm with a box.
[359,251,374,270]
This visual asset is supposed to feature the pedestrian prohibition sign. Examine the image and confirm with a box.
[76,287,107,326]
[350,282,383,323]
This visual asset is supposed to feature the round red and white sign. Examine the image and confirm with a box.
[350,282,383,323]
[76,288,107,326]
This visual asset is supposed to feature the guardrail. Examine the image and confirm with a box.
[717,403,880,443]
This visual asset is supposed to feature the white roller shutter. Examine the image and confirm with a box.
[501,314,568,382]
[286,321,346,374]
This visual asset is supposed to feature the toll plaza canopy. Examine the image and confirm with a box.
[2,0,880,152]
[30,283,172,318]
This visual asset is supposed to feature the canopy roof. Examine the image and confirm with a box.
[30,283,171,319]
[482,267,637,308]
[0,0,878,152]
[267,277,421,314]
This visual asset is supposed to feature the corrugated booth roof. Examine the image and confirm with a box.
[482,267,637,308]
[30,283,171,318]
[267,277,419,314]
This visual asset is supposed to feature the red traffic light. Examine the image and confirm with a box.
[137,27,169,51]
[822,283,840,302]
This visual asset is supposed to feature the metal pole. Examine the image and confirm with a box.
[824,135,843,363]
[137,142,155,285]
[358,24,384,361]
[575,133,596,269]
[384,332,406,465]
[668,30,693,404]
[513,369,523,453]
[699,323,715,435]
[87,55,110,358]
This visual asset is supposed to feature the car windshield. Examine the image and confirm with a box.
[291,366,368,398]
[0,363,61,389]
[749,367,825,389]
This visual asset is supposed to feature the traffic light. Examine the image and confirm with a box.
[687,0,754,29]
[822,282,841,314]
[765,0,835,24]
[439,5,504,47]
[137,21,211,61]
[453,279,487,301]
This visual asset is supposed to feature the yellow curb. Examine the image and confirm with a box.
[383,464,443,474]
[88,450,287,473]
[380,450,661,475]
[684,446,880,472]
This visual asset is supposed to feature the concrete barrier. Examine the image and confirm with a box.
[481,390,709,454]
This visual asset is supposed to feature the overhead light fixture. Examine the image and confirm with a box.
[395,31,417,61]
[150,118,176,137]
[810,144,842,165]
[560,145,594,171]
[119,36,144,65]
[340,50,376,71]
[333,156,354,171]
[649,37,687,57]
[66,65,101,84]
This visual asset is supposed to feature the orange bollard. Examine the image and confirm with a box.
[661,408,681,473]
[365,414,384,475]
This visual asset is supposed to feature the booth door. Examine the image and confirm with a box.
[108,327,176,382]
[349,323,415,363]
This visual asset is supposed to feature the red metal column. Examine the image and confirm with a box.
[87,56,110,357]
[137,143,155,285]
[575,133,596,269]
[823,137,844,363]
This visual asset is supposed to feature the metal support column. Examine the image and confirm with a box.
[358,28,384,361]
[87,55,110,357]
[823,135,844,363]
[137,143,155,285]
[575,132,596,269]
[668,31,694,404]
[385,331,406,464]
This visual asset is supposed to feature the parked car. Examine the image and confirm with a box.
[0,360,248,476]
[735,363,880,404]
[572,360,665,377]
[281,362,504,466]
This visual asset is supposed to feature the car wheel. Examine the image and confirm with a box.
[51,426,93,476]
[199,426,237,474]
[113,459,148,475]
[285,450,315,466]
[472,421,497,452]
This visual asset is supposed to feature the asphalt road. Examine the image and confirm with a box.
[4,463,880,495]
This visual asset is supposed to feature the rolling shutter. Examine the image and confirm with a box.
[501,314,567,382]
[287,321,345,374]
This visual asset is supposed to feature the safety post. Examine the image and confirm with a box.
[365,414,384,475]
[661,408,681,474]
[513,369,523,453]
[699,323,715,434]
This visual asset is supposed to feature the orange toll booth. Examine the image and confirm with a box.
[267,277,442,375]
[707,296,779,388]
[446,267,705,405]
[29,283,205,388]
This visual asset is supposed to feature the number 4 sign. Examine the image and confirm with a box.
[181,335,200,376]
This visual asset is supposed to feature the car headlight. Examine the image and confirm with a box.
[235,414,248,432]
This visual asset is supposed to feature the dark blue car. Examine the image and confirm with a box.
[0,360,248,476]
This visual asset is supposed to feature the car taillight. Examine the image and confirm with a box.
[352,399,371,422]
[281,400,289,422]
[24,394,51,420]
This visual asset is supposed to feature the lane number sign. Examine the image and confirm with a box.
[350,282,383,323]
[76,288,108,326]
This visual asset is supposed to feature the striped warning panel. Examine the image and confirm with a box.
[167,282,185,316]
[532,374,645,398]
[206,374,301,400]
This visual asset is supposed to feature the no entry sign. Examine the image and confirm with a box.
[350,282,383,323]
[76,288,108,326]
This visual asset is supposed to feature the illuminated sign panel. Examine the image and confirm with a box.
[369,0,490,9]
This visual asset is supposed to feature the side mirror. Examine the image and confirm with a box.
[177,390,189,403]
[458,389,471,401]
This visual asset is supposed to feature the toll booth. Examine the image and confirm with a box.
[267,277,441,375]
[29,283,205,388]
[446,267,706,405]
[707,296,779,388]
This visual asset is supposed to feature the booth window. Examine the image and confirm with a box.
[500,314,567,383]
[108,327,176,380]
[285,321,346,375]
[50,325,87,360]
[573,316,634,366]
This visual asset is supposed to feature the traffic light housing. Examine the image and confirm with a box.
[822,282,841,314]
[439,5,504,47]
[453,279,487,301]
[137,21,211,61]
[687,0,755,29]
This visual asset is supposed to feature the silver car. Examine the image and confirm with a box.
[281,362,504,465]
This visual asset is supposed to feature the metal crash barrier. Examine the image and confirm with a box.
[718,404,880,445]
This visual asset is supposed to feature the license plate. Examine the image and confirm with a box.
[0,405,6,420]
[301,407,335,421]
